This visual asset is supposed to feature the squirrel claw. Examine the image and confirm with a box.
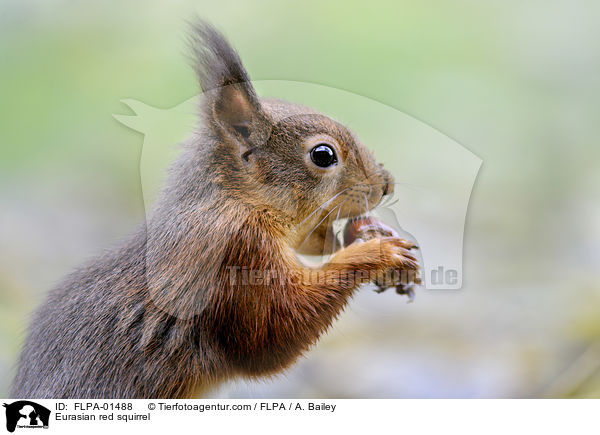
[395,284,416,302]
[373,285,388,294]
[374,280,417,302]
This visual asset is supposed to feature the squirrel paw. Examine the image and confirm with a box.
[331,236,419,275]
[371,238,421,300]
[377,236,420,272]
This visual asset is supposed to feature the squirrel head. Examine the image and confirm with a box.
[190,22,394,253]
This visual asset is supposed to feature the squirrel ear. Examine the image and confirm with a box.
[189,21,269,145]
[212,82,260,141]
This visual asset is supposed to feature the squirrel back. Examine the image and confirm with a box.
[11,22,416,398]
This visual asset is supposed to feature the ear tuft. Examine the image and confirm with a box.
[188,21,253,95]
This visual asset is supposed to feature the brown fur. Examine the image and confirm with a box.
[11,22,415,398]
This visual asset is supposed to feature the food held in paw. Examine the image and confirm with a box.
[343,216,398,245]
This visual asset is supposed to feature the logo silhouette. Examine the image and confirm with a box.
[3,401,50,433]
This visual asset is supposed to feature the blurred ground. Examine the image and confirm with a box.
[1,0,599,398]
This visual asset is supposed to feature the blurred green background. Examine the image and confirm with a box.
[1,0,599,398]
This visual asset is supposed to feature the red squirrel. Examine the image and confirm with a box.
[11,22,419,398]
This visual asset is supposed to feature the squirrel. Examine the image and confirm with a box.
[11,22,419,399]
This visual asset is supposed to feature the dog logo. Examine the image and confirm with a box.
[3,401,50,432]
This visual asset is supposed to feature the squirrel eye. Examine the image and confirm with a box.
[310,144,338,168]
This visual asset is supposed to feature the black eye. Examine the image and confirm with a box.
[310,144,338,168]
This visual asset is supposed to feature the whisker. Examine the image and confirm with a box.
[298,188,350,227]
[354,181,422,189]
[379,193,395,208]
[381,198,399,208]
[362,198,369,218]
[299,202,344,249]
[331,200,343,253]
[342,201,353,226]
[362,192,370,214]
[376,185,395,208]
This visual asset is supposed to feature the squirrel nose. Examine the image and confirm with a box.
[380,168,395,197]
[383,181,394,197]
